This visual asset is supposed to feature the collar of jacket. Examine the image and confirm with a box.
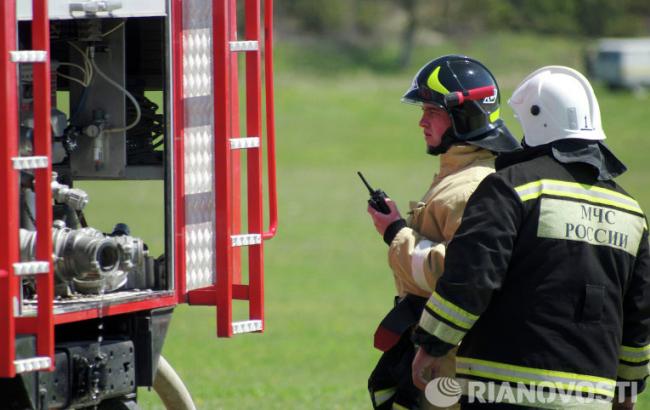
[495,139,627,180]
[438,144,494,179]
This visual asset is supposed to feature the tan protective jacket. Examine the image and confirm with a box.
[388,145,495,409]
[388,145,495,298]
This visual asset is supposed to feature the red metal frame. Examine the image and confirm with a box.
[0,0,278,374]
[212,0,235,337]
[245,0,264,326]
[172,0,187,303]
[30,0,55,367]
[0,0,56,376]
[0,0,20,378]
[50,295,178,325]
[183,0,277,337]
[263,0,278,240]
[230,0,243,285]
[0,0,183,377]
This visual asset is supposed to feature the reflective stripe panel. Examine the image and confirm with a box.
[617,362,650,380]
[619,344,650,363]
[411,240,434,292]
[372,387,396,406]
[427,66,450,95]
[427,292,478,331]
[514,179,643,215]
[456,357,616,398]
[537,198,645,256]
[456,378,613,409]
[489,108,500,123]
[392,403,409,410]
[420,307,466,345]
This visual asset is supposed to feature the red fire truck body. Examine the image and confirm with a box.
[0,0,277,408]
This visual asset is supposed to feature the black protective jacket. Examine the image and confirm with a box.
[413,145,650,408]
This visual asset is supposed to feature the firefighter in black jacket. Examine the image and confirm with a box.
[411,66,650,409]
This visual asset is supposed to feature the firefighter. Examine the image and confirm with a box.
[366,55,521,409]
[411,65,650,410]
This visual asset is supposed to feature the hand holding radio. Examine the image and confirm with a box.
[359,171,403,236]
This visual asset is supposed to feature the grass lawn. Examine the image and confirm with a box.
[80,32,650,409]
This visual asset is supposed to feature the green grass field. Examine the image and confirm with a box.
[80,32,650,409]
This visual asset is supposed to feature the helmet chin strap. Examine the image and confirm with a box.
[426,128,457,156]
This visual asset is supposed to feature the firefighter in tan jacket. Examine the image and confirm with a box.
[367,55,521,410]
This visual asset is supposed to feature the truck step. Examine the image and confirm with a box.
[229,41,258,52]
[13,261,49,276]
[230,137,260,150]
[12,156,49,170]
[14,356,51,373]
[231,234,261,247]
[10,50,47,63]
[232,320,262,334]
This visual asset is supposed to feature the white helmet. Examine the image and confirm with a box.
[508,66,606,147]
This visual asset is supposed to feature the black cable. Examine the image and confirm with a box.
[126,93,165,165]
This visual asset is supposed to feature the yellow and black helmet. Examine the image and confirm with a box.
[403,55,520,153]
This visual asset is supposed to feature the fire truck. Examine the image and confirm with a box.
[0,0,278,408]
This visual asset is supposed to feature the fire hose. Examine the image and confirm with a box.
[153,355,196,410]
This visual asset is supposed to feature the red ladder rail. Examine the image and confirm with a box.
[30,0,55,367]
[0,0,21,378]
[212,0,235,337]
[245,0,264,329]
[171,0,187,303]
[0,0,54,377]
[263,0,278,241]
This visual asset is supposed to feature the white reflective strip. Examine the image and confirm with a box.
[231,234,262,247]
[14,357,51,373]
[12,156,49,170]
[10,50,47,63]
[229,41,258,52]
[232,320,262,334]
[230,137,260,150]
[419,308,465,345]
[619,344,650,363]
[456,378,613,409]
[13,261,49,276]
[410,240,434,292]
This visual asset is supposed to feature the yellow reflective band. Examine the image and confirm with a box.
[392,404,409,410]
[619,344,650,363]
[514,179,644,215]
[372,387,396,406]
[420,308,466,345]
[428,292,479,331]
[456,356,616,398]
[427,66,450,95]
[617,362,650,380]
[489,108,500,123]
